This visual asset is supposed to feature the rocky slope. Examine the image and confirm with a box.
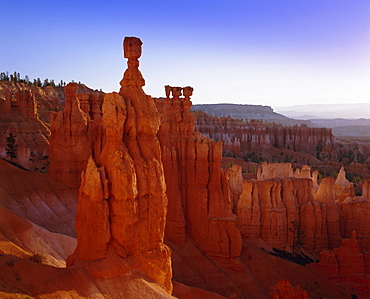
[0,81,101,173]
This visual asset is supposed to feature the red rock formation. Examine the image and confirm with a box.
[340,197,370,252]
[0,254,175,299]
[48,83,104,188]
[238,162,370,259]
[1,87,37,119]
[238,164,366,252]
[334,166,355,202]
[50,37,173,293]
[0,85,51,171]
[270,280,309,299]
[316,231,370,296]
[237,175,331,252]
[49,83,91,187]
[362,180,370,199]
[313,177,342,249]
[224,164,243,213]
[2,38,366,299]
[155,86,242,267]
[194,111,337,161]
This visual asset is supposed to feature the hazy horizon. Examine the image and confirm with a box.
[2,1,369,107]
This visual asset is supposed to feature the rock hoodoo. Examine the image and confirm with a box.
[316,231,370,295]
[194,111,337,161]
[238,163,370,255]
[0,84,51,171]
[51,37,172,293]
[155,86,242,265]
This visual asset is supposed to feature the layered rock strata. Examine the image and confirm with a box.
[155,86,242,265]
[316,231,370,295]
[48,84,104,188]
[51,37,172,292]
[0,85,50,171]
[194,111,337,161]
[238,163,370,254]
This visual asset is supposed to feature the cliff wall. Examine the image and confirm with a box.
[238,163,370,255]
[0,83,51,171]
[194,111,337,161]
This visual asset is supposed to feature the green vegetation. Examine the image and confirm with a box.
[226,160,235,169]
[5,133,17,163]
[0,71,66,87]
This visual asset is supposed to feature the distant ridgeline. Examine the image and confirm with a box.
[192,103,316,127]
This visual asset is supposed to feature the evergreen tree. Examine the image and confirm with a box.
[5,133,18,163]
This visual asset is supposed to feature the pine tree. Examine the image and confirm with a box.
[6,133,18,163]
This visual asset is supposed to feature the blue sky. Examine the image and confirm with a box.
[1,0,370,107]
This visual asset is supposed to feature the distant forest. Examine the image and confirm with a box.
[0,71,68,88]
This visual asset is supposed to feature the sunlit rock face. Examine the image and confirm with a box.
[155,86,242,266]
[50,37,172,293]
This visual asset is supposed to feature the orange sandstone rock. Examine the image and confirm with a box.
[316,231,370,296]
[334,167,355,202]
[155,86,242,265]
[64,37,172,293]
[314,177,342,249]
[194,111,337,161]
[270,279,309,299]
[0,86,50,171]
[49,83,95,188]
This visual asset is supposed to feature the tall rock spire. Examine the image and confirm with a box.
[64,37,172,293]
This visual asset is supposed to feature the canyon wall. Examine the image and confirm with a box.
[0,84,51,171]
[194,111,337,161]
[238,163,370,255]
[48,84,104,188]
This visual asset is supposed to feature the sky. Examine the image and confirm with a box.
[1,0,370,108]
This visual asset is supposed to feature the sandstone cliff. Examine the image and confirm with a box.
[48,83,104,188]
[0,83,51,171]
[238,163,370,255]
[316,231,370,297]
[194,111,337,162]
